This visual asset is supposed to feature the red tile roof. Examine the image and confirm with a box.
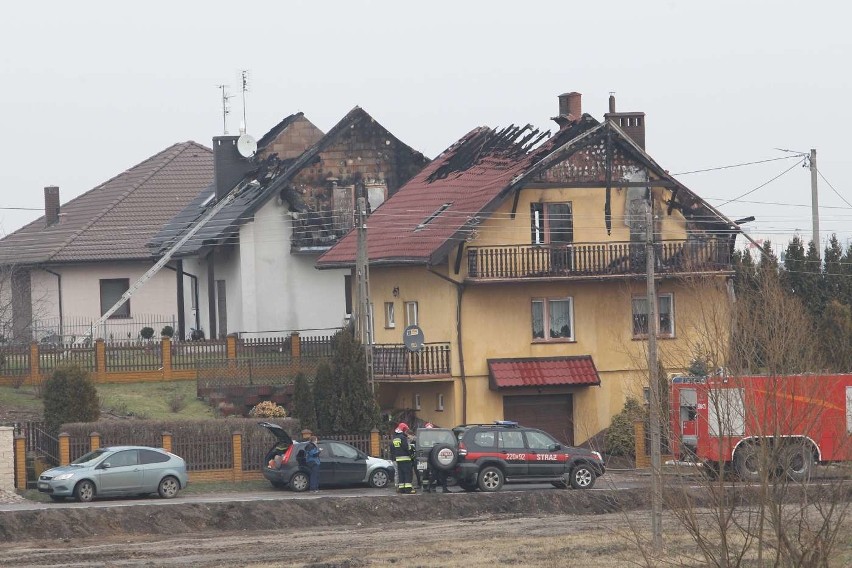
[488,356,601,389]
[0,142,212,265]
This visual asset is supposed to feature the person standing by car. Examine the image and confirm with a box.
[408,431,422,490]
[305,436,322,492]
[420,423,450,493]
[391,423,415,494]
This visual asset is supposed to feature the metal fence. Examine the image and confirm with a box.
[39,343,97,373]
[0,344,30,376]
[30,314,178,344]
[105,341,163,372]
[172,434,234,471]
[171,339,228,370]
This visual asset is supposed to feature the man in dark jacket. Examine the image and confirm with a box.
[391,423,415,494]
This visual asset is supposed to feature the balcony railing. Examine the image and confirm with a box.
[466,239,731,280]
[372,343,451,377]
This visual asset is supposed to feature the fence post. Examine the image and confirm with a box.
[59,432,70,466]
[95,339,106,375]
[634,420,649,468]
[161,431,173,453]
[232,431,243,482]
[370,428,380,457]
[89,432,100,452]
[290,331,301,359]
[14,434,27,491]
[226,334,237,370]
[29,341,40,385]
[161,337,172,379]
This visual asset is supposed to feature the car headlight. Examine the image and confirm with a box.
[53,473,76,481]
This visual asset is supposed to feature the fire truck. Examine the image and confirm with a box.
[670,373,852,480]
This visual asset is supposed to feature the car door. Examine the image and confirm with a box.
[497,430,528,478]
[316,442,336,486]
[524,430,564,476]
[96,450,143,495]
[327,442,367,485]
[139,448,172,493]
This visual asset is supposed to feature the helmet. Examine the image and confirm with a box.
[397,422,410,433]
[424,422,434,428]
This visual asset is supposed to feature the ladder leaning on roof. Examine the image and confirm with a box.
[83,178,258,343]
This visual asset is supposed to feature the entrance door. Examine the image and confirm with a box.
[503,394,574,446]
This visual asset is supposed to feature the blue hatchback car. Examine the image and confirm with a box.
[38,446,189,502]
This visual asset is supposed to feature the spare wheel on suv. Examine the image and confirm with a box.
[429,443,458,471]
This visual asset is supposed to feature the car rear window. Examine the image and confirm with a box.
[472,431,496,448]
[418,430,456,448]
[140,449,171,464]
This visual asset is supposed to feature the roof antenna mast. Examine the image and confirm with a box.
[240,69,250,132]
[217,84,231,135]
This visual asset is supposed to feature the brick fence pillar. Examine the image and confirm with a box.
[14,434,27,491]
[29,342,40,385]
[226,334,238,370]
[161,431,173,453]
[59,432,70,466]
[89,432,101,452]
[634,420,649,468]
[370,428,381,457]
[95,339,107,375]
[232,431,243,482]
[290,331,301,359]
[0,427,14,492]
[161,337,172,379]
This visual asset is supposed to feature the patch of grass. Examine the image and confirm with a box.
[97,381,213,420]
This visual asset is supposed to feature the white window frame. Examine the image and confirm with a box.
[632,293,675,338]
[531,297,575,341]
[405,301,419,327]
[436,393,444,412]
[367,303,375,345]
[384,302,395,329]
[414,393,421,411]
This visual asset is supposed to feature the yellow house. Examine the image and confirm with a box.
[318,92,738,446]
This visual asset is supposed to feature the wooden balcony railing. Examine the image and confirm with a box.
[466,239,731,280]
[372,343,451,377]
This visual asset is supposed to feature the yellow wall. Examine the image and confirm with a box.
[369,183,728,443]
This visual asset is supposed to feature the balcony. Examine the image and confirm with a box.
[372,343,451,379]
[466,239,731,281]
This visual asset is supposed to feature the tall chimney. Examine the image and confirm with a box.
[604,94,646,150]
[557,92,582,119]
[44,186,60,227]
[213,136,254,200]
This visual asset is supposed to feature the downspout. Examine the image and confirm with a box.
[427,268,467,424]
[42,268,64,340]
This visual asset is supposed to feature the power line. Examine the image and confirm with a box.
[672,154,803,176]
[717,158,806,207]
[816,168,852,210]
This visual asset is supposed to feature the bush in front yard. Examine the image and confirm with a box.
[43,365,100,435]
[604,397,647,458]
[248,400,287,418]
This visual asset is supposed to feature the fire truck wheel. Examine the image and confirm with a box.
[734,445,763,482]
[780,444,814,482]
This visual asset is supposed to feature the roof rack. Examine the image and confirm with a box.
[455,421,520,429]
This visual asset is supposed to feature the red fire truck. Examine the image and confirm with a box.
[670,373,852,480]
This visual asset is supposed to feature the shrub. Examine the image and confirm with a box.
[604,397,647,458]
[43,365,100,435]
[160,325,175,338]
[248,400,287,418]
[140,327,155,340]
[167,391,187,413]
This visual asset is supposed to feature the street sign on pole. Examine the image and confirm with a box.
[403,325,424,352]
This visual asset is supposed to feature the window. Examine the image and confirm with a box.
[384,302,395,329]
[344,274,353,316]
[525,430,558,450]
[405,301,419,327]
[100,278,130,318]
[473,431,496,448]
[531,202,573,245]
[498,431,525,449]
[436,393,444,411]
[531,298,574,341]
[329,442,359,459]
[414,393,421,410]
[139,449,170,465]
[632,294,674,337]
[105,450,138,468]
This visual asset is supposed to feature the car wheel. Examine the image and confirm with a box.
[734,444,762,483]
[369,468,391,489]
[49,495,65,502]
[429,443,459,472]
[74,480,96,503]
[477,466,504,492]
[290,471,310,492]
[780,444,814,482]
[158,476,180,499]
[569,464,596,489]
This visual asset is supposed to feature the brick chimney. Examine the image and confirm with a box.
[553,92,582,127]
[213,136,254,200]
[604,94,646,150]
[44,186,60,227]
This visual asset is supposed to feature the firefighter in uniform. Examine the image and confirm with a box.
[408,431,422,489]
[391,422,415,494]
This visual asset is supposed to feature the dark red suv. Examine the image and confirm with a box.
[452,421,605,492]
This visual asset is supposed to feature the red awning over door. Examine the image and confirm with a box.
[488,356,600,389]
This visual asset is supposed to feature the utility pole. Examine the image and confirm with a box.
[355,197,375,392]
[645,188,663,549]
[809,149,819,251]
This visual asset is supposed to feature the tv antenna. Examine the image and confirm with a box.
[240,69,250,132]
[216,84,232,134]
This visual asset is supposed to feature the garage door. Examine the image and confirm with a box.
[503,394,574,446]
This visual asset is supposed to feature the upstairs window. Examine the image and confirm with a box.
[384,302,395,329]
[632,294,674,337]
[405,301,419,327]
[100,278,130,318]
[531,202,573,245]
[531,297,574,341]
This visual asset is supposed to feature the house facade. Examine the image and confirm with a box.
[318,92,739,445]
[150,108,428,339]
[0,142,213,342]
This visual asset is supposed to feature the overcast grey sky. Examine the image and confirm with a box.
[2,1,850,255]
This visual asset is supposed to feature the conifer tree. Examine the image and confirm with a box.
[292,372,318,433]
[313,362,337,433]
[823,234,846,305]
[330,328,380,433]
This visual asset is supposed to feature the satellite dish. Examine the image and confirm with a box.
[237,134,257,158]
[403,325,425,352]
